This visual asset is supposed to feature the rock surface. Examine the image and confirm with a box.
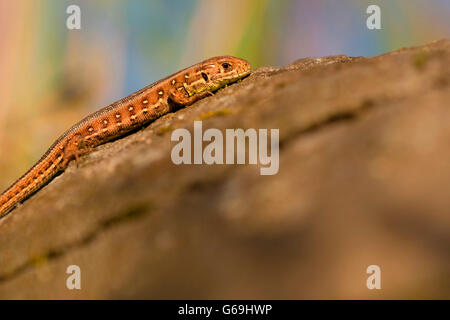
[0,40,449,299]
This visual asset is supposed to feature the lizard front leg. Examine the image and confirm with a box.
[169,85,212,106]
[59,134,93,170]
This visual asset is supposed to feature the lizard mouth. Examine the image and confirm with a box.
[239,69,251,78]
[238,70,251,80]
[220,70,251,85]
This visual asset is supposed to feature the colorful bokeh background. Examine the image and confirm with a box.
[0,0,449,191]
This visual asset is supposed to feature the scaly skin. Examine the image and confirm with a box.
[0,56,251,218]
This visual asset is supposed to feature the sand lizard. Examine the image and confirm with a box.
[0,56,251,218]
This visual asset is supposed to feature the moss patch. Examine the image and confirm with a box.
[197,109,232,120]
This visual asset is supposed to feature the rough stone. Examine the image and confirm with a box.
[0,39,449,299]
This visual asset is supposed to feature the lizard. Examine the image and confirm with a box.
[0,56,251,219]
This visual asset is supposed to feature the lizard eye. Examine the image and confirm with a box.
[222,63,231,70]
[201,72,209,81]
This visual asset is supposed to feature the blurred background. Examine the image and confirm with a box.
[0,0,449,193]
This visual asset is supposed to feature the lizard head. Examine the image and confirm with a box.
[184,56,251,96]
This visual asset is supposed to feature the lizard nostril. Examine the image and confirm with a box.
[201,72,208,81]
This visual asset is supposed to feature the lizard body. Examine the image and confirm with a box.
[0,56,251,218]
